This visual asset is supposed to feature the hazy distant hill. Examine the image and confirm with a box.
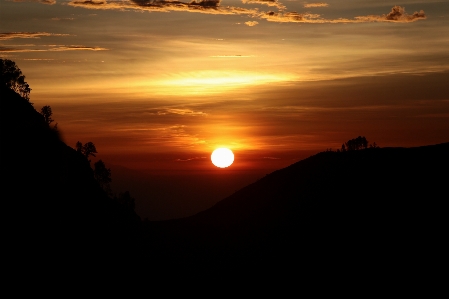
[143,142,448,269]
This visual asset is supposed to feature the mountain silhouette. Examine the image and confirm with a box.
[142,142,448,270]
[1,86,141,265]
[2,83,447,274]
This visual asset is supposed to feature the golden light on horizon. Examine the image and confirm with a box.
[211,148,234,168]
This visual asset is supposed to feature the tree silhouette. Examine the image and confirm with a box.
[94,159,112,194]
[345,136,368,151]
[40,105,54,125]
[115,191,136,211]
[75,141,98,161]
[83,142,97,160]
[370,142,379,148]
[75,141,83,153]
[0,59,31,101]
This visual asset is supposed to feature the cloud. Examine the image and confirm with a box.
[68,0,258,16]
[158,108,207,116]
[51,17,76,21]
[245,21,259,26]
[50,45,108,51]
[355,6,426,23]
[23,58,55,60]
[65,2,426,24]
[259,6,426,23]
[242,0,285,10]
[303,2,328,8]
[259,11,322,23]
[210,55,254,57]
[13,0,56,4]
[142,107,207,116]
[0,32,69,40]
[175,156,206,161]
[0,45,108,52]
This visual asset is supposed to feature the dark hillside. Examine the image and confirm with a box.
[2,82,447,272]
[1,86,141,262]
[144,142,449,269]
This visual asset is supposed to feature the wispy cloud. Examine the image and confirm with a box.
[13,0,56,4]
[23,58,55,60]
[68,0,259,15]
[0,32,69,40]
[259,11,321,23]
[51,17,76,21]
[245,21,259,26]
[210,55,254,57]
[157,108,207,116]
[260,6,426,23]
[355,6,426,23]
[175,156,206,161]
[0,45,108,52]
[66,1,425,24]
[242,0,285,10]
[303,2,328,8]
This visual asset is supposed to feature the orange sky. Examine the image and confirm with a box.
[2,0,449,219]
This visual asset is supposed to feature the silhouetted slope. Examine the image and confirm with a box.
[143,142,448,268]
[1,86,141,261]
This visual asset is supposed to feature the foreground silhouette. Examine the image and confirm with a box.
[1,84,141,267]
[141,142,448,271]
[2,60,447,275]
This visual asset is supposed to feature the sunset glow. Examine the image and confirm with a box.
[152,71,294,95]
[2,0,448,220]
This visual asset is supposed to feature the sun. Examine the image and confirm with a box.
[211,148,234,168]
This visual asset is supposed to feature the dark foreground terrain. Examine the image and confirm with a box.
[2,84,447,273]
[143,141,448,270]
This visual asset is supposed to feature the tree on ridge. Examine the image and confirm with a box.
[40,105,54,125]
[94,159,112,195]
[0,59,31,101]
[344,136,369,151]
[76,141,98,162]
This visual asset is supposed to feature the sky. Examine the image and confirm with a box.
[2,0,449,219]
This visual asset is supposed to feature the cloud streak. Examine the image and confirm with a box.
[242,0,285,10]
[245,21,259,26]
[0,32,69,40]
[68,0,259,15]
[156,108,207,116]
[210,55,254,57]
[175,156,206,161]
[0,45,108,52]
[65,2,426,24]
[260,6,426,23]
[355,6,426,23]
[303,2,328,8]
[13,0,56,4]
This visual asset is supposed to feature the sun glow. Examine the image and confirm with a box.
[211,148,234,168]
[151,71,294,95]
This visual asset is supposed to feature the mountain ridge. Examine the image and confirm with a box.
[2,82,447,271]
[142,142,448,268]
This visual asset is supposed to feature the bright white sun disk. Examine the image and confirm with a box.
[211,148,234,168]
